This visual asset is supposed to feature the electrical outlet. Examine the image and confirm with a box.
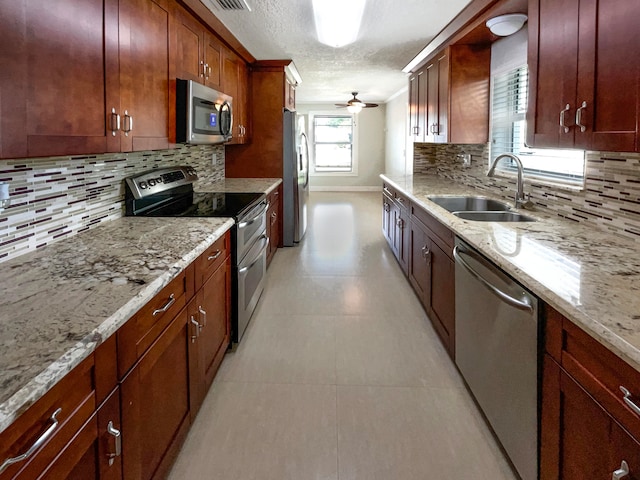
[212,153,217,166]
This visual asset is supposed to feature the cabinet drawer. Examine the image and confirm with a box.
[545,304,640,440]
[194,232,230,291]
[0,356,95,479]
[410,203,454,255]
[117,272,187,378]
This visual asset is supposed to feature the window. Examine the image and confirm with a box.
[311,114,356,174]
[490,65,585,184]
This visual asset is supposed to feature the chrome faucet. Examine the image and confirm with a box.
[487,153,533,209]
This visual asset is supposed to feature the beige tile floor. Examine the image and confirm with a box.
[168,192,517,480]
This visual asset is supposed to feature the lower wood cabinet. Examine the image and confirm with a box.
[408,205,455,358]
[121,308,190,480]
[381,183,455,358]
[266,187,281,266]
[382,184,409,275]
[188,257,231,417]
[542,305,640,479]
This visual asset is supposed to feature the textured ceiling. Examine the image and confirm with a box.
[202,0,472,104]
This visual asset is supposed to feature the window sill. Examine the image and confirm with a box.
[311,171,358,177]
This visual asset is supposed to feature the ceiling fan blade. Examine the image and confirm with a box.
[363,103,379,108]
[334,103,349,107]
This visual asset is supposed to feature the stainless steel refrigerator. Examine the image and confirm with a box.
[282,109,309,246]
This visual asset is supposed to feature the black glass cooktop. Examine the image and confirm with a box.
[127,191,265,220]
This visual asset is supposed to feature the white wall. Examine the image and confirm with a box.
[296,103,386,190]
[384,88,411,176]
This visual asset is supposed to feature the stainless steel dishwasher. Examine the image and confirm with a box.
[453,238,539,480]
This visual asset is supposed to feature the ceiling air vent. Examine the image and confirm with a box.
[213,0,251,11]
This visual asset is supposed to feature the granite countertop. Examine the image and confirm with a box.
[0,177,282,434]
[381,173,640,373]
[197,177,282,195]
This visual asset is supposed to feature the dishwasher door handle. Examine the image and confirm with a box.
[453,245,534,312]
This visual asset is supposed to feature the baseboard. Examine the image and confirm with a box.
[309,186,380,192]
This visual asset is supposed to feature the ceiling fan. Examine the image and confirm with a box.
[335,92,379,113]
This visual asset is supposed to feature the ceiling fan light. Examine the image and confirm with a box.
[486,13,528,36]
[312,0,366,48]
[347,104,363,114]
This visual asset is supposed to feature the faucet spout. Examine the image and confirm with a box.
[487,153,533,209]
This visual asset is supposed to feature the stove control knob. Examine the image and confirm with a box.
[148,179,156,187]
[156,177,162,184]
[139,181,148,189]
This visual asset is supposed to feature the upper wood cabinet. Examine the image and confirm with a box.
[0,0,120,158]
[171,4,222,90]
[0,0,170,159]
[527,0,640,152]
[221,47,250,144]
[408,45,489,144]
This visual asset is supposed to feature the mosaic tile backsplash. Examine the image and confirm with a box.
[0,145,225,262]
[414,143,640,240]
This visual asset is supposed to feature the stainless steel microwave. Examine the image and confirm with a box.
[176,79,233,145]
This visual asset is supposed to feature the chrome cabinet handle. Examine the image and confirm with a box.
[106,420,121,466]
[453,245,533,312]
[198,306,207,326]
[0,408,62,474]
[122,110,133,136]
[383,186,393,196]
[152,293,175,316]
[613,460,630,480]
[412,126,419,135]
[110,108,120,137]
[619,386,640,415]
[383,203,390,212]
[204,63,209,79]
[395,218,404,228]
[575,101,587,132]
[190,316,202,343]
[421,245,431,260]
[207,250,222,261]
[200,60,205,77]
[559,104,571,133]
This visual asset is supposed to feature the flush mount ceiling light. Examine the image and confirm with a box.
[486,13,528,36]
[312,0,366,48]
[335,92,378,114]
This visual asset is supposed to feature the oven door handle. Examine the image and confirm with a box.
[238,235,270,274]
[237,202,269,229]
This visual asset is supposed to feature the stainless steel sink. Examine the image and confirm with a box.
[453,211,536,222]
[428,196,512,213]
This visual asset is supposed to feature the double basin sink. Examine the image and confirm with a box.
[427,196,536,222]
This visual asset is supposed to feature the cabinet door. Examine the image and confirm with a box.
[408,72,423,142]
[391,204,409,275]
[435,52,449,143]
[171,5,205,84]
[188,259,230,417]
[574,0,639,151]
[527,0,580,148]
[428,241,455,356]
[541,356,640,480]
[236,59,250,143]
[382,195,393,246]
[0,0,120,158]
[121,308,190,480]
[118,0,170,152]
[204,33,222,90]
[408,219,431,306]
[425,62,438,143]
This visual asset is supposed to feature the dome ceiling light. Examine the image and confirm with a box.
[486,13,528,36]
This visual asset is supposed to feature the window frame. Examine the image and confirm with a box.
[308,111,359,177]
[489,64,586,187]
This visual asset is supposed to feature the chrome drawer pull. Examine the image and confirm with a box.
[421,245,430,260]
[619,386,640,415]
[613,460,629,480]
[152,293,175,316]
[198,306,207,326]
[122,110,133,136]
[106,421,121,466]
[207,250,222,261]
[0,408,62,474]
[559,103,571,133]
[110,108,120,136]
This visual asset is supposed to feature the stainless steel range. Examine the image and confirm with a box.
[124,166,268,343]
